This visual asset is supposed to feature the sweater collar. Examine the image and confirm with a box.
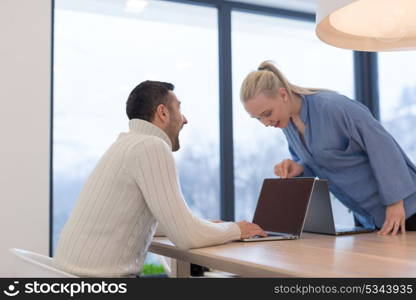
[128,119,172,149]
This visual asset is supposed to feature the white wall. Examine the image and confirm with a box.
[0,0,52,276]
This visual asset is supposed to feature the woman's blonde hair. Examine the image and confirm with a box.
[240,60,321,103]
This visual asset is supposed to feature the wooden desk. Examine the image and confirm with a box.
[149,232,416,277]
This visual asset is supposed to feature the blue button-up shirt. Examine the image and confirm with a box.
[283,91,416,228]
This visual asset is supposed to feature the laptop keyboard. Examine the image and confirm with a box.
[336,226,375,234]
[253,233,286,238]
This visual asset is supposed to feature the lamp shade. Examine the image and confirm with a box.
[316,0,416,51]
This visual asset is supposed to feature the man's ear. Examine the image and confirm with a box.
[155,104,169,123]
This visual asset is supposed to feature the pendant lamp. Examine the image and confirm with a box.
[316,0,416,51]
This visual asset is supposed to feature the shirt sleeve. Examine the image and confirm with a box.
[288,145,315,177]
[129,137,241,250]
[330,97,416,206]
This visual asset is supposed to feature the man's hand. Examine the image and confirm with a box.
[378,200,406,235]
[236,221,267,239]
[274,159,304,178]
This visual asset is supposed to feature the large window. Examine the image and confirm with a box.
[54,1,361,265]
[379,52,416,163]
[53,0,220,259]
[232,11,355,224]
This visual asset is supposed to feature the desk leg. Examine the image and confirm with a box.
[171,259,191,278]
[157,256,191,278]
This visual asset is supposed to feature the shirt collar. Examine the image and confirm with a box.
[299,94,309,124]
[128,119,172,149]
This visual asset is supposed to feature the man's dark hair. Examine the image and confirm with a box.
[126,80,174,121]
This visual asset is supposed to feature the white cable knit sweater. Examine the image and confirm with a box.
[54,119,240,277]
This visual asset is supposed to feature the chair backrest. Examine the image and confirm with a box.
[9,248,78,278]
[157,255,173,277]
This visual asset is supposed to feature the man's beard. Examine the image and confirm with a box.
[172,135,180,152]
[166,123,180,152]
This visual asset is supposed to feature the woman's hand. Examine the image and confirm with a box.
[274,159,304,178]
[378,200,406,235]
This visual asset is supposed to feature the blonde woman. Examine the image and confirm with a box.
[240,60,416,235]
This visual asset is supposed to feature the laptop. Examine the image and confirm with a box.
[303,179,375,235]
[241,177,315,242]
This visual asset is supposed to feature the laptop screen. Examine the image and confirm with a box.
[252,178,315,236]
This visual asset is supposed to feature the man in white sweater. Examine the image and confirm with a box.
[54,81,266,277]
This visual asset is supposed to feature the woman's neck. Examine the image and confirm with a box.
[290,93,303,119]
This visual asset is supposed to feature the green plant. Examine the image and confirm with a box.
[140,263,165,275]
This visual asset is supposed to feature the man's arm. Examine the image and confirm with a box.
[130,137,241,250]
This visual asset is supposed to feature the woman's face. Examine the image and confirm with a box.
[243,88,291,128]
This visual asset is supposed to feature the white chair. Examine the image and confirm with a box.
[9,248,78,278]
[157,255,173,277]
